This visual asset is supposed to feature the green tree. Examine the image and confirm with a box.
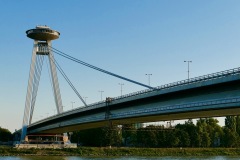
[175,119,197,147]
[167,130,179,147]
[136,127,147,147]
[136,125,158,147]
[223,127,239,147]
[110,125,122,147]
[0,127,12,142]
[156,126,168,147]
[71,128,103,146]
[224,116,239,147]
[225,116,236,131]
[99,125,122,147]
[71,125,122,147]
[196,118,209,147]
[176,129,190,147]
[206,118,223,147]
[201,131,211,147]
[236,116,240,136]
[122,124,137,146]
[196,134,202,147]
[145,125,158,147]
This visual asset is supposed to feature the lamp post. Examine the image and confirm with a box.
[71,101,75,109]
[118,83,124,96]
[99,90,104,101]
[145,74,152,86]
[184,60,192,81]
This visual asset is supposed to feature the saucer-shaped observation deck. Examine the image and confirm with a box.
[26,26,60,41]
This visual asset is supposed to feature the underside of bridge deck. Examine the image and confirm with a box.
[29,106,240,134]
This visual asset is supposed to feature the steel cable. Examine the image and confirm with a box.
[48,54,88,107]
[48,46,155,90]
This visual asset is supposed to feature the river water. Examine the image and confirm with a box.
[1,156,240,160]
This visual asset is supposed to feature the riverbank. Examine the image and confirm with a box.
[1,146,240,156]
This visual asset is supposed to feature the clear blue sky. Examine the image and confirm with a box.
[0,0,240,132]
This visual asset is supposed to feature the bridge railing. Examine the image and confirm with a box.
[111,67,240,101]
[77,67,240,111]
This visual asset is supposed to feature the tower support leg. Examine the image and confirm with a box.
[21,41,38,141]
[47,41,63,114]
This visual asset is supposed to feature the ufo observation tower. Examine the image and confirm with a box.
[21,26,63,141]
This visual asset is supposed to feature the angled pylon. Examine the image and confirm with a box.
[21,26,63,141]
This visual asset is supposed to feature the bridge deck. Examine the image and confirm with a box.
[27,67,240,134]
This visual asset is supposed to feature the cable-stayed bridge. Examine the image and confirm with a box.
[20,26,240,142]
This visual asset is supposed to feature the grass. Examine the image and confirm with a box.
[1,146,240,157]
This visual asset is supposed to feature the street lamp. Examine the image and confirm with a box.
[145,74,152,86]
[99,90,104,101]
[118,83,124,96]
[71,101,75,109]
[184,60,192,81]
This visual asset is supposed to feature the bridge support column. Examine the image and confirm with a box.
[105,97,113,128]
[105,97,113,147]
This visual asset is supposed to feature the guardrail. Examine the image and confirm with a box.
[113,67,240,101]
